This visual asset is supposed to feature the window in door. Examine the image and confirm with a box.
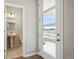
[43,0,56,40]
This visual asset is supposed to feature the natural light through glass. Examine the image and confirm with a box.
[43,0,56,58]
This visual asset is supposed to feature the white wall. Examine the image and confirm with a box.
[5,0,38,56]
[63,0,74,59]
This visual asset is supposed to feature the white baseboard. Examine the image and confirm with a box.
[37,51,41,56]
[23,52,38,57]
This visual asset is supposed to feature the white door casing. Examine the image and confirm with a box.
[4,7,7,59]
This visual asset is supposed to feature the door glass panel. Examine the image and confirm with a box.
[43,9,56,39]
[43,0,56,58]
[43,41,56,58]
[7,22,15,31]
[43,0,56,39]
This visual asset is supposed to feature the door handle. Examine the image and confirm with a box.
[57,39,60,42]
[57,34,60,36]
[43,42,46,45]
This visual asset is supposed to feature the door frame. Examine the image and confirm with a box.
[4,2,26,58]
[37,0,64,59]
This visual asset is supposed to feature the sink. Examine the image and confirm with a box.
[7,31,16,36]
[7,31,17,48]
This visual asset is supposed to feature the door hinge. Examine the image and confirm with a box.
[4,49,5,52]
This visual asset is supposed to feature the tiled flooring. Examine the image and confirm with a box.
[7,46,22,59]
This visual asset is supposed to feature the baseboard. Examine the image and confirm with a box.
[37,51,41,56]
[23,52,38,57]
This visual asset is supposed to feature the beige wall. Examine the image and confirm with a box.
[63,0,74,59]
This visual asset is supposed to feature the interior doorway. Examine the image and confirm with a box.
[4,3,25,59]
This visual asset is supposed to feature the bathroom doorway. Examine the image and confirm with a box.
[4,3,25,59]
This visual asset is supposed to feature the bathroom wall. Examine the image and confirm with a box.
[5,0,38,56]
[6,6,22,43]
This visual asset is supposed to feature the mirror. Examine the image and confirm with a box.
[7,22,15,31]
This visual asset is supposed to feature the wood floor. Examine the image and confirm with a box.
[13,55,43,59]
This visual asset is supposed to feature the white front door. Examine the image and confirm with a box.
[38,0,63,59]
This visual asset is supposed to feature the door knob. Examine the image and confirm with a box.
[57,39,60,42]
[57,34,60,36]
[43,42,46,45]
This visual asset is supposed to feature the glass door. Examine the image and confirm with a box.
[38,0,62,59]
[43,0,56,58]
